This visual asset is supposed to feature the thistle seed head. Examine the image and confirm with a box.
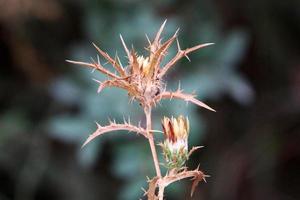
[67,20,215,111]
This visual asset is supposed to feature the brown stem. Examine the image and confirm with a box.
[144,106,161,178]
[158,184,165,200]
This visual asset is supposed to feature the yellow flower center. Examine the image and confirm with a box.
[137,56,150,75]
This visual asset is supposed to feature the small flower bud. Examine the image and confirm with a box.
[161,116,190,169]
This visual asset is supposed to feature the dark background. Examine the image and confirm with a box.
[0,0,299,199]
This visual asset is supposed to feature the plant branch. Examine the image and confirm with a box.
[66,59,120,79]
[158,168,208,197]
[92,43,127,77]
[155,90,216,112]
[82,120,148,147]
[92,78,133,94]
[158,43,214,78]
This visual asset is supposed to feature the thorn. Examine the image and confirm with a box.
[184,54,191,62]
[113,54,120,65]
[92,42,99,50]
[92,79,104,93]
[128,116,131,124]
[96,54,100,63]
[170,92,174,100]
[163,19,167,26]
[185,100,189,106]
[66,59,95,68]
[174,28,180,37]
[65,59,74,63]
[157,101,162,107]
[92,78,102,84]
[120,34,130,57]
[154,19,167,43]
[145,34,151,46]
[203,175,210,183]
[146,176,150,182]
[176,38,181,51]
[90,57,98,66]
[91,68,96,73]
[95,121,101,128]
[151,130,164,134]
[141,187,147,195]
[157,142,163,147]
[116,55,124,68]
[90,56,95,62]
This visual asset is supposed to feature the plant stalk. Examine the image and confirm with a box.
[158,184,165,200]
[144,106,161,178]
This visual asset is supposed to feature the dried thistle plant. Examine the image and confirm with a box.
[67,20,215,200]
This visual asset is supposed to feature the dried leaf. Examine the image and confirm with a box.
[155,90,216,112]
[190,172,204,197]
[188,146,204,157]
[120,34,132,64]
[82,121,147,147]
[92,43,127,77]
[130,50,140,75]
[157,168,207,197]
[66,60,120,79]
[159,43,214,78]
[151,19,167,52]
[150,29,179,78]
[92,78,134,94]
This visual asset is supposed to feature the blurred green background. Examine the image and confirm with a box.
[0,0,299,199]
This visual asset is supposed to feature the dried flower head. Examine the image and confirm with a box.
[161,116,190,169]
[67,20,215,112]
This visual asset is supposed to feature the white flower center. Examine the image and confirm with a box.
[166,139,188,153]
[137,56,150,73]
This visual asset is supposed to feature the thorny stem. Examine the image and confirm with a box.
[145,105,167,200]
[144,106,162,178]
[158,184,165,200]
